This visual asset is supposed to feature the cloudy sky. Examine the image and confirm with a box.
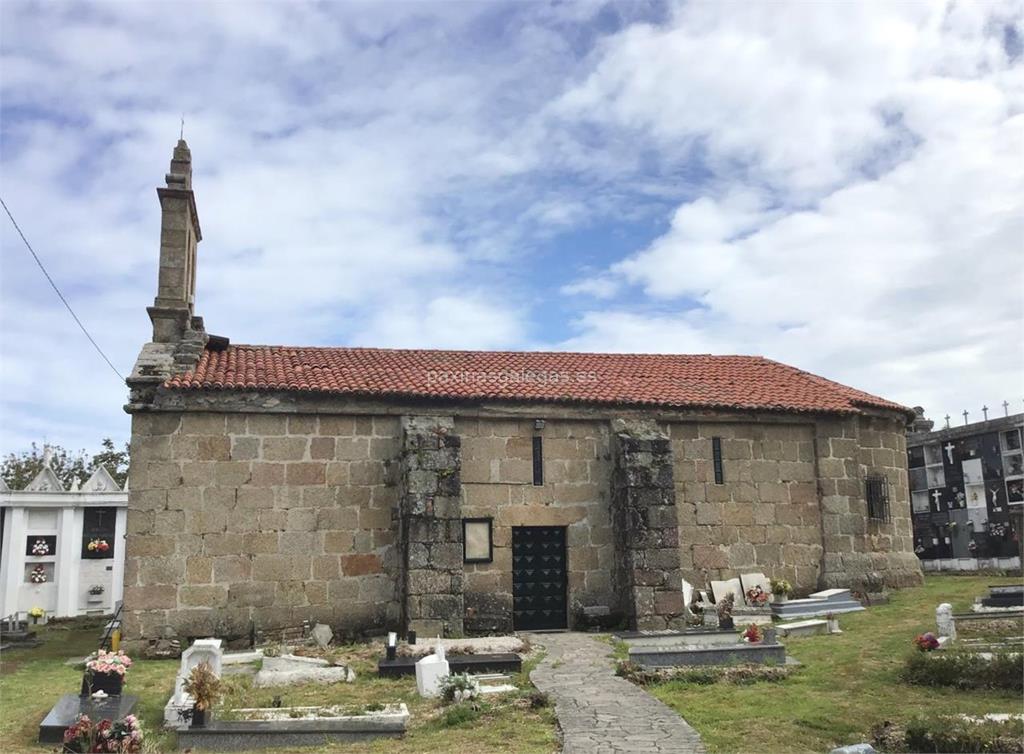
[1,0,1022,456]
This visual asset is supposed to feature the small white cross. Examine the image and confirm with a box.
[931,489,942,508]
[944,442,955,463]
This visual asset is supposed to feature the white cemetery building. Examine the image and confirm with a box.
[0,459,127,620]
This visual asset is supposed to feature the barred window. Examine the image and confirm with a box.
[712,437,724,485]
[865,474,891,522]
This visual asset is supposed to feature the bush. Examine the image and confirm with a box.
[901,650,1023,691]
[439,673,479,704]
[872,717,1024,753]
[440,704,481,728]
[526,690,550,709]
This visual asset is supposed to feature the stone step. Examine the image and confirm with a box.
[776,619,828,638]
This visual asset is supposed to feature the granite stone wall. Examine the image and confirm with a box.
[670,422,823,592]
[123,402,920,646]
[122,411,401,648]
[398,416,464,637]
[457,418,615,633]
[817,414,922,588]
[612,427,686,630]
[670,416,921,595]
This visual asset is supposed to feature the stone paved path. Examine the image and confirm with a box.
[529,632,707,754]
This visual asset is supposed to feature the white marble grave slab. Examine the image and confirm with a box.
[739,573,771,605]
[808,588,851,601]
[710,578,742,605]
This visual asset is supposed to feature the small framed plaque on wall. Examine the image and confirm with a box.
[463,518,493,563]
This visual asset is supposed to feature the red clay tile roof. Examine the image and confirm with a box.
[164,345,911,418]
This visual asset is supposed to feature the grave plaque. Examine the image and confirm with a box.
[710,578,742,606]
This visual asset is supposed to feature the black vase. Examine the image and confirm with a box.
[720,617,735,630]
[191,707,207,728]
[81,671,123,697]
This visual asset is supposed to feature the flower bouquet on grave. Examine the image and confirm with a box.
[88,584,105,596]
[87,538,111,554]
[913,632,940,652]
[82,650,132,697]
[29,565,47,583]
[769,578,792,603]
[716,593,735,630]
[183,661,222,728]
[31,538,50,556]
[29,606,45,624]
[745,586,769,607]
[62,713,143,753]
[741,624,762,644]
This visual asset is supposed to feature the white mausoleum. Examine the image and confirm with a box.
[0,459,127,620]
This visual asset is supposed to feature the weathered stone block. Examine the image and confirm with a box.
[341,553,383,576]
[285,462,325,486]
[124,584,176,610]
[263,437,308,461]
[228,581,275,607]
[179,584,228,607]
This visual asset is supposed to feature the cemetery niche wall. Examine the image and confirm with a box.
[907,410,1024,571]
[0,460,127,619]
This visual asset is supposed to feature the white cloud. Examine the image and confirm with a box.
[558,1,1024,421]
[1,0,1022,455]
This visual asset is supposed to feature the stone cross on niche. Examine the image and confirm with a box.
[944,415,951,429]
[931,489,942,509]
[1004,401,1010,417]
[944,442,955,464]
[982,405,989,421]
[962,410,969,425]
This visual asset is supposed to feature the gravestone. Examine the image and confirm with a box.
[681,578,694,614]
[739,573,772,606]
[936,603,957,640]
[710,578,742,606]
[415,642,449,698]
[40,694,139,744]
[981,585,1024,608]
[311,624,333,649]
[165,638,223,728]
[253,654,355,687]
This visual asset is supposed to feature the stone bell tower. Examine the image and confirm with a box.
[126,140,209,408]
[147,139,202,343]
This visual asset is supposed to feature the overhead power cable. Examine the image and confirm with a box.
[0,194,125,381]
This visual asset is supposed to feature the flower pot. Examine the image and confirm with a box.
[720,617,735,630]
[191,707,207,728]
[81,671,123,697]
[31,616,39,625]
[772,594,788,604]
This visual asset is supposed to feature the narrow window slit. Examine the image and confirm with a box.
[532,436,544,486]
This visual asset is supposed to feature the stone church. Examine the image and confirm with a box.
[123,141,922,647]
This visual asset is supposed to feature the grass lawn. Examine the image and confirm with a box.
[0,622,556,754]
[642,573,1024,753]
